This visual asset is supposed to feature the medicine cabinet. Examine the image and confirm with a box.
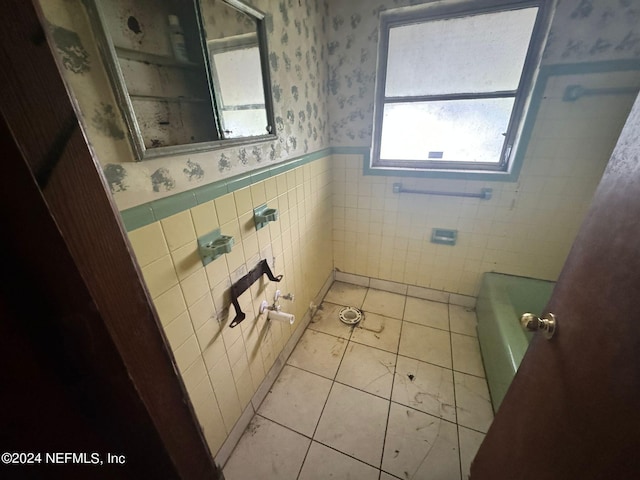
[84,0,275,160]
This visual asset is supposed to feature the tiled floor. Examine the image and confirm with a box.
[223,282,493,480]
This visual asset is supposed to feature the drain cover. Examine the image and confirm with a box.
[338,306,363,325]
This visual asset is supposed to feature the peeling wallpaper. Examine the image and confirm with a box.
[39,0,330,210]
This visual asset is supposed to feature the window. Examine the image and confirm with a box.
[371,1,551,174]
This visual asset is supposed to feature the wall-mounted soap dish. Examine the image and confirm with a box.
[254,204,278,231]
[197,228,234,266]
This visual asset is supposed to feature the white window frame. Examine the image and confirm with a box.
[371,0,553,175]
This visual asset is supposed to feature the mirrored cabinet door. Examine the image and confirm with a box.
[84,0,275,160]
[201,0,270,139]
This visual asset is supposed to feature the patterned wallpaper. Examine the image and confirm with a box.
[326,0,640,147]
[39,0,330,210]
[40,0,640,208]
[543,0,640,64]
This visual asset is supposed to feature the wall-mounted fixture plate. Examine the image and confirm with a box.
[431,228,457,246]
[254,204,278,230]
[197,228,234,266]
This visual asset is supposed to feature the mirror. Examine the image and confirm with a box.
[84,0,275,160]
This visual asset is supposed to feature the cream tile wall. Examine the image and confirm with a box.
[128,156,333,456]
[332,71,640,297]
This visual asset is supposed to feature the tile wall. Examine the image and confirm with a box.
[332,70,640,296]
[127,156,333,457]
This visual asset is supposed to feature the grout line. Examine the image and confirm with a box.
[332,372,394,402]
[283,362,338,383]
[252,413,313,441]
[377,291,406,472]
[457,422,490,436]
[402,316,478,339]
[448,304,465,480]
[457,424,466,480]
[295,308,354,480]
[309,439,385,474]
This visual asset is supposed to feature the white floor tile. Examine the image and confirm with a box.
[286,329,347,379]
[454,371,494,433]
[404,297,449,331]
[336,342,396,399]
[257,365,332,437]
[324,281,368,307]
[383,403,461,480]
[351,312,402,353]
[380,472,402,480]
[223,415,310,480]
[362,289,406,319]
[449,305,478,337]
[315,383,389,468]
[392,355,456,422]
[399,322,452,369]
[224,287,496,480]
[451,333,485,377]
[459,425,485,480]
[308,302,355,339]
[298,441,379,480]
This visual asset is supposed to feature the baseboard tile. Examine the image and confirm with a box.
[334,270,370,287]
[336,272,477,307]
[370,278,408,295]
[214,401,255,468]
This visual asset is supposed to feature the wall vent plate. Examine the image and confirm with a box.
[431,228,457,246]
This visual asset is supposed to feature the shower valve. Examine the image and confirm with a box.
[274,290,294,303]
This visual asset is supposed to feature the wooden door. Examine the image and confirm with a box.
[471,96,640,478]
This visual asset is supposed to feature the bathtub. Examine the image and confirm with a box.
[476,272,555,413]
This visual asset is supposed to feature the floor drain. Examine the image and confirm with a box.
[338,306,363,325]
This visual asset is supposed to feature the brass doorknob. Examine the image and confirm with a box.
[520,312,557,339]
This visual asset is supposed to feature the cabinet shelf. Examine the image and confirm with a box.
[129,94,209,103]
[115,46,200,69]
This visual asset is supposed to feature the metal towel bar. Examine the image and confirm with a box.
[563,84,639,102]
[392,183,492,200]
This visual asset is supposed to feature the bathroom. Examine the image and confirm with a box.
[20,0,640,478]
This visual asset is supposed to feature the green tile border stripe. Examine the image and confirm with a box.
[359,59,640,182]
[121,147,332,231]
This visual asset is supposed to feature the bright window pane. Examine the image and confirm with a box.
[221,109,268,138]
[213,47,265,106]
[379,98,515,163]
[213,46,267,137]
[385,7,538,97]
